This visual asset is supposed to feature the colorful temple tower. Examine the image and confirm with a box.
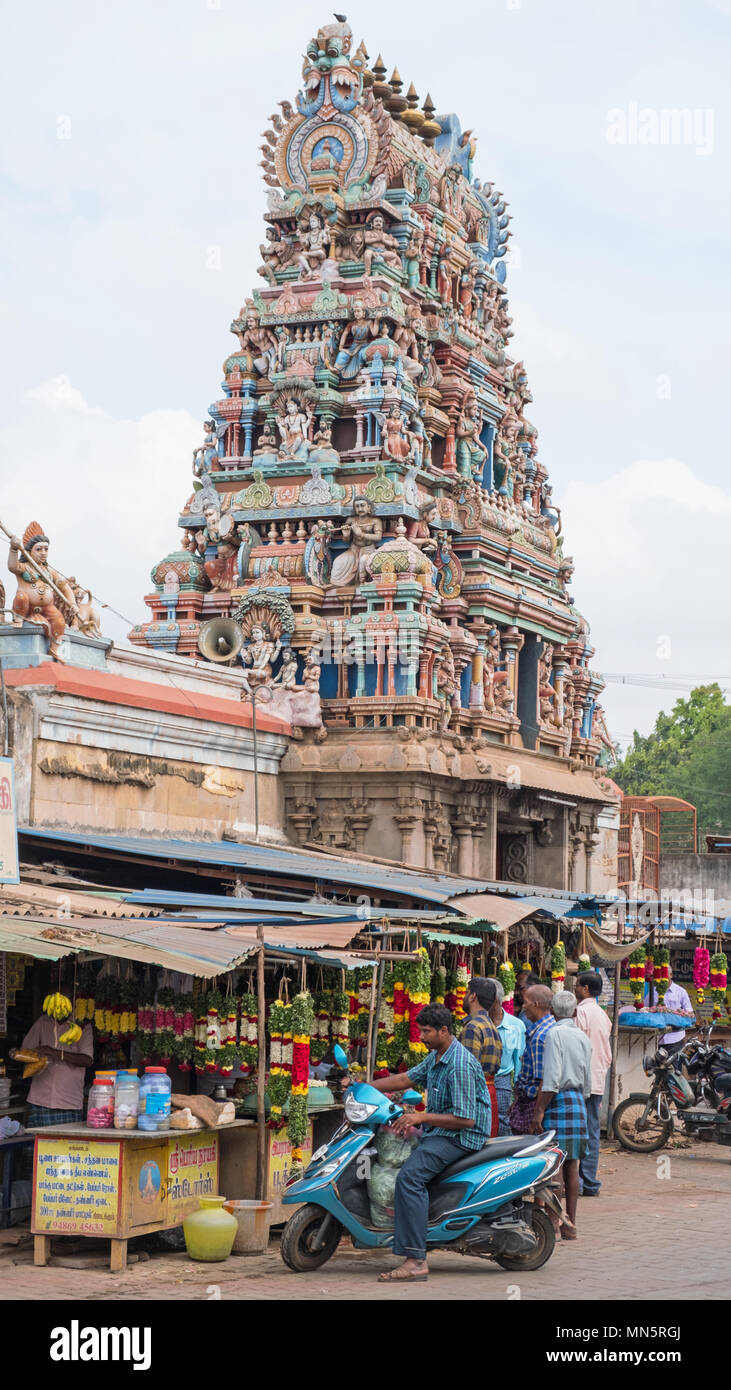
[130,16,618,889]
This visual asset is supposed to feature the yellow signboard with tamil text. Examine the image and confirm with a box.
[32,1137,122,1236]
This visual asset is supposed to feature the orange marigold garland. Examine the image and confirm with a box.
[454,955,469,1021]
[288,992,314,1169]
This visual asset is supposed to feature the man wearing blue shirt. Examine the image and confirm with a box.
[364,1003,492,1283]
[490,981,527,1135]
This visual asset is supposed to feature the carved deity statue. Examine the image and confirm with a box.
[232,306,278,378]
[334,303,383,380]
[296,212,329,280]
[538,642,557,725]
[404,227,424,290]
[435,644,458,731]
[391,321,422,381]
[330,497,383,587]
[379,403,413,463]
[276,396,314,460]
[456,395,488,480]
[186,505,241,592]
[257,225,296,284]
[362,214,402,278]
[483,627,513,716]
[7,522,79,661]
[240,622,282,693]
[304,519,335,586]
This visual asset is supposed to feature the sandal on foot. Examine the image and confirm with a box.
[560,1220,577,1241]
[378,1267,429,1282]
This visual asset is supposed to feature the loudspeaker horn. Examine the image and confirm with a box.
[198,618,244,663]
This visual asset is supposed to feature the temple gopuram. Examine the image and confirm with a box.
[129,16,618,890]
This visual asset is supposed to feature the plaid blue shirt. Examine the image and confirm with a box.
[516,1013,556,1098]
[460,1009,503,1078]
[407,1038,492,1149]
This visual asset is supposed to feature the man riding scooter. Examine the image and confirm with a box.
[349,1002,493,1283]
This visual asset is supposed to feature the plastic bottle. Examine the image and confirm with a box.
[114,1070,140,1130]
[87,1078,115,1129]
[138,1067,172,1131]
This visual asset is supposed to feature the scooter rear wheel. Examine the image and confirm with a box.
[495,1205,555,1272]
[280,1204,343,1272]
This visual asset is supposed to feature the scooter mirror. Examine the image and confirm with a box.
[402,1090,422,1104]
[333,1043,348,1068]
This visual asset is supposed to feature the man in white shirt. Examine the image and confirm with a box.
[575,972,613,1197]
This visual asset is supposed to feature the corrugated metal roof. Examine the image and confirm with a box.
[123,889,447,922]
[20,828,456,904]
[20,827,615,908]
[0,881,160,920]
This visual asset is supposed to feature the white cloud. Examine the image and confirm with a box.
[562,458,731,742]
[27,375,105,415]
[1,377,200,643]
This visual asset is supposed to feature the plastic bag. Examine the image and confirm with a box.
[367,1127,418,1228]
[374,1127,418,1168]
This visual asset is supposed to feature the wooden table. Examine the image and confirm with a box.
[28,1120,251,1271]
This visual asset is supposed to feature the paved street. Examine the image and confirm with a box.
[3,1141,728,1301]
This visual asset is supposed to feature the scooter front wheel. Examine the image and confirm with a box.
[280,1204,343,1272]
[494,1205,555,1273]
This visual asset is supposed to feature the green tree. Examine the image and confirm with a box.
[614,684,731,842]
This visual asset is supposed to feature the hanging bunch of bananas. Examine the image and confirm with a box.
[43,992,72,1021]
[58,1021,83,1044]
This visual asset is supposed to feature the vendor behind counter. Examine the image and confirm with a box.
[21,1012,93,1127]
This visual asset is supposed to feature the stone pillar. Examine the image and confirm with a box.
[453,817,475,878]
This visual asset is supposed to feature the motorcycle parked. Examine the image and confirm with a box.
[612,1027,731,1153]
[280,1044,565,1274]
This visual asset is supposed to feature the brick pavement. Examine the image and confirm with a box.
[2,1143,729,1301]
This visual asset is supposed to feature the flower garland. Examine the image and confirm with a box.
[331,990,350,1055]
[267,1000,292,1128]
[204,988,224,1072]
[346,971,360,1046]
[405,948,431,1060]
[444,968,459,1017]
[578,952,591,974]
[430,964,446,1004]
[454,955,469,1021]
[194,1002,208,1074]
[172,992,195,1072]
[693,947,710,1005]
[550,940,566,995]
[653,947,670,1002]
[390,970,410,1070]
[218,997,239,1075]
[119,978,138,1040]
[498,960,516,1015]
[628,947,646,1009]
[309,990,331,1063]
[238,991,258,1072]
[289,992,314,1168]
[153,986,176,1065]
[138,984,156,1062]
[710,952,728,1020]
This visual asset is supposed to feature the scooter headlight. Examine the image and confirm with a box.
[344,1094,379,1124]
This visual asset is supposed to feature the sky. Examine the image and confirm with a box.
[1,0,729,749]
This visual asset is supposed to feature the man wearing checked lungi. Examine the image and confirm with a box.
[530,989,592,1242]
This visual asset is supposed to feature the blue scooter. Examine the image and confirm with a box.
[280,1045,564,1274]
